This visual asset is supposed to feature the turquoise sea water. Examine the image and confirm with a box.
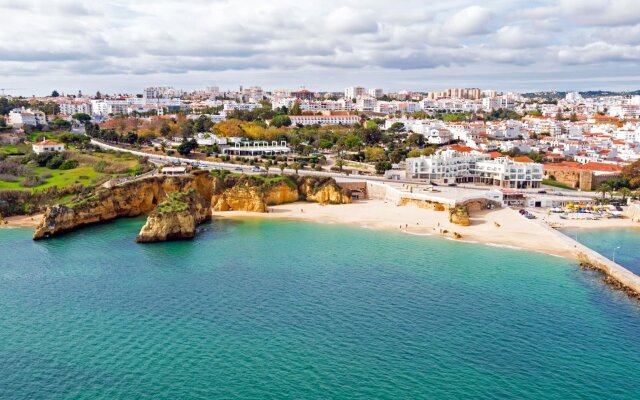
[2,219,640,399]
[562,227,640,275]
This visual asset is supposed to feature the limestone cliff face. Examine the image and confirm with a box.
[136,190,210,243]
[264,181,299,206]
[398,197,447,211]
[295,176,352,205]
[211,185,267,212]
[449,205,471,226]
[33,171,213,240]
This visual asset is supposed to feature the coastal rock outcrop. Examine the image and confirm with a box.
[33,170,351,240]
[211,185,267,212]
[136,189,210,243]
[449,205,471,226]
[398,197,447,211]
[295,176,352,205]
[33,171,213,240]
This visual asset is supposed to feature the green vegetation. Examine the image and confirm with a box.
[156,191,191,215]
[542,179,575,190]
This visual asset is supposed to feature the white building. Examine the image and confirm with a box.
[8,108,47,127]
[32,139,64,154]
[355,96,377,111]
[368,88,384,98]
[344,86,366,100]
[59,101,92,116]
[406,148,543,188]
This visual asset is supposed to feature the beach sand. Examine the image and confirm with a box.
[1,214,43,228]
[212,200,617,259]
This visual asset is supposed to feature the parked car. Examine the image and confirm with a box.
[234,167,243,171]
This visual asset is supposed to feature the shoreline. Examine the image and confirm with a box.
[212,200,627,260]
[1,214,43,228]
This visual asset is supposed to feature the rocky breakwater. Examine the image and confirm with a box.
[33,171,213,240]
[136,189,210,243]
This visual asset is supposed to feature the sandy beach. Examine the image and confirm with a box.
[212,199,634,259]
[1,214,43,228]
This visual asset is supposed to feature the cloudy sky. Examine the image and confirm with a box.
[2,0,640,95]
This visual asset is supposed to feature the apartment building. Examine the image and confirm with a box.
[59,101,92,115]
[344,86,366,100]
[406,148,543,188]
[289,114,359,126]
[8,108,47,127]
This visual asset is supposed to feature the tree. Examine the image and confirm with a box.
[619,187,631,202]
[598,183,612,200]
[278,162,286,174]
[71,113,91,123]
[51,90,60,97]
[270,115,292,128]
[177,138,198,156]
[290,101,302,116]
[406,132,425,147]
[375,161,392,174]
[363,146,386,162]
[262,159,272,176]
[160,122,171,137]
[622,159,640,189]
[335,158,345,172]
[290,162,300,175]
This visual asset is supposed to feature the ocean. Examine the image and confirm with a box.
[1,219,640,399]
[562,227,640,275]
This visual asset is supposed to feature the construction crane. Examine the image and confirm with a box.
[0,88,22,96]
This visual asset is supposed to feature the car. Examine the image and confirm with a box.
[234,167,243,171]
[448,183,458,187]
[538,190,547,194]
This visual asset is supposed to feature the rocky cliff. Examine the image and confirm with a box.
[449,205,471,226]
[33,171,351,240]
[210,174,349,212]
[295,176,352,205]
[33,171,213,240]
[136,189,210,243]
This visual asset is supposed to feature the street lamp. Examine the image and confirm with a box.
[613,246,621,263]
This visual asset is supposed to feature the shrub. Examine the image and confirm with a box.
[46,156,64,170]
[20,175,45,188]
[41,172,52,179]
[0,174,18,182]
[93,160,107,172]
[59,159,79,170]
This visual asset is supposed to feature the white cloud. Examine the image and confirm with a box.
[444,6,492,36]
[1,0,640,93]
[325,7,379,34]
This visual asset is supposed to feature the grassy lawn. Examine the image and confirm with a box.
[0,149,145,192]
[0,143,29,155]
[0,166,108,191]
[542,179,576,190]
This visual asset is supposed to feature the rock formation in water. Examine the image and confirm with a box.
[33,171,213,240]
[136,189,210,243]
[32,171,351,240]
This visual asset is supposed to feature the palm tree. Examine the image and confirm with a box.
[290,162,300,175]
[262,160,272,177]
[336,158,345,173]
[278,162,287,175]
[619,187,632,203]
[598,183,612,200]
